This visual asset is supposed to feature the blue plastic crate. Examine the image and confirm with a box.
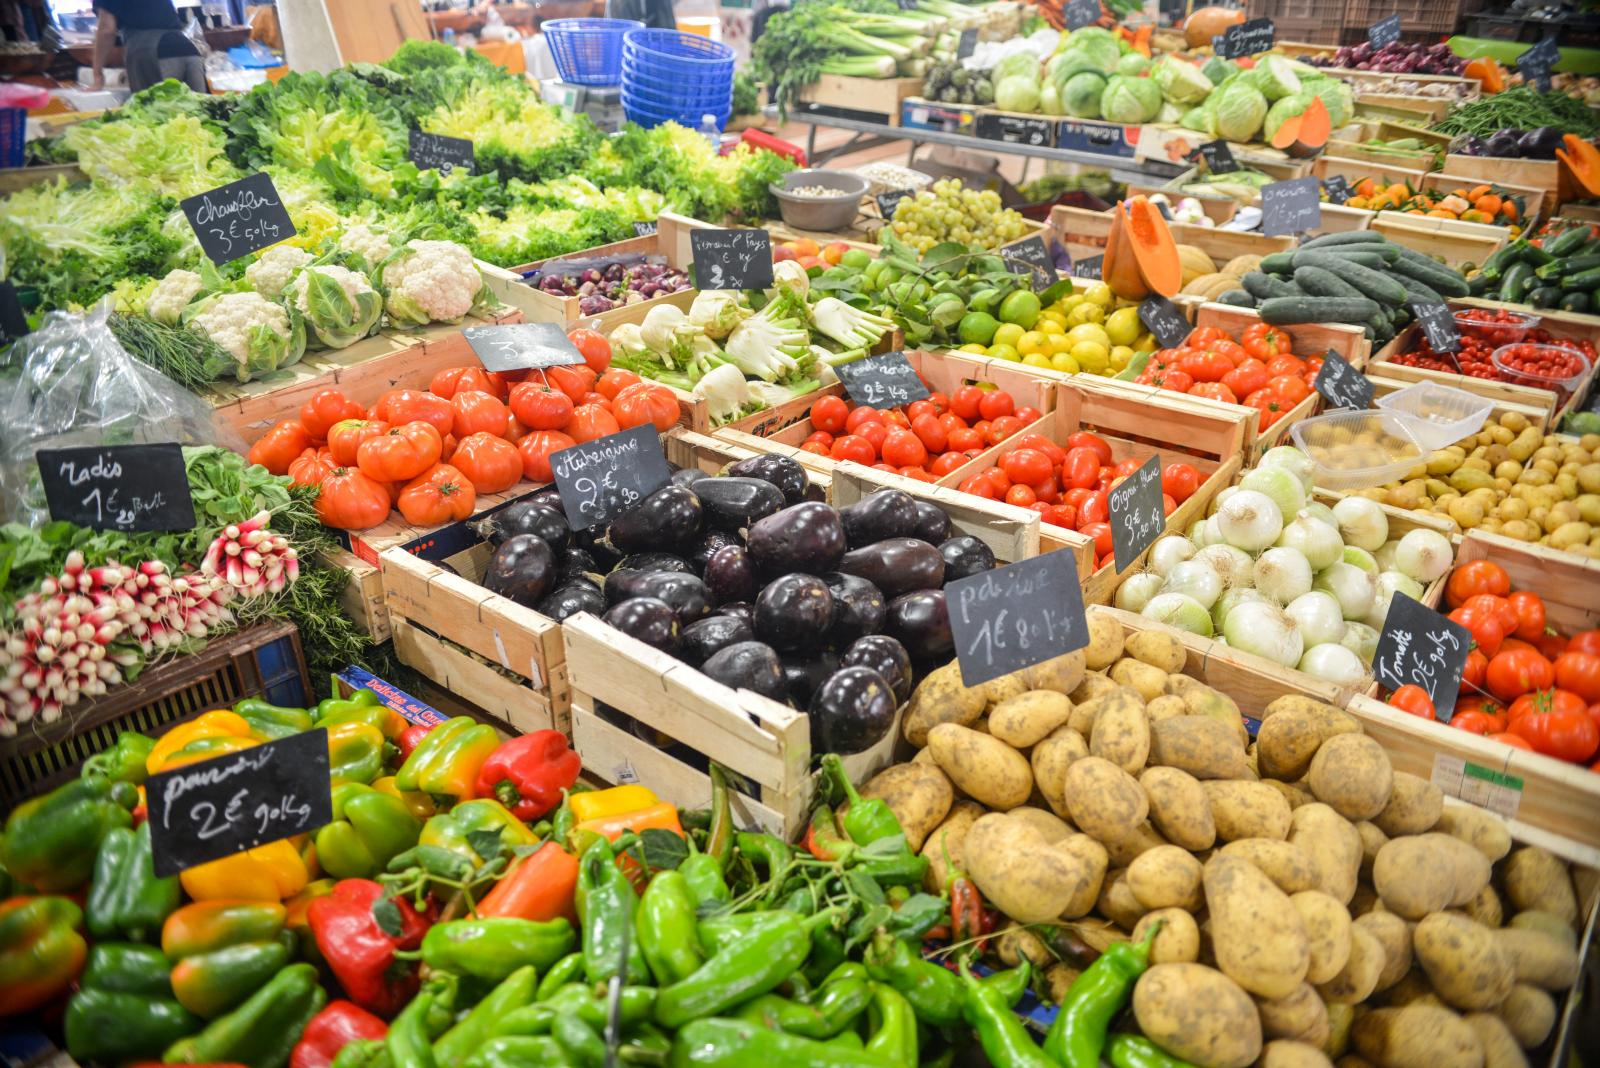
[0,109,26,171]
[256,633,310,708]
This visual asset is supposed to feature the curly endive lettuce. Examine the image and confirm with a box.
[62,113,240,199]
[227,71,407,198]
[583,122,794,223]
[419,83,599,182]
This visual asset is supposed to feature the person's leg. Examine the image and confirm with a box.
[157,54,208,92]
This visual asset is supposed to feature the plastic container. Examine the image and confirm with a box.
[545,18,642,86]
[1374,381,1495,451]
[1290,410,1426,490]
[1453,308,1539,347]
[1491,343,1591,406]
[770,169,869,232]
[620,28,734,129]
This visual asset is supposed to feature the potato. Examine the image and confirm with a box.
[996,925,1053,970]
[1354,911,1412,992]
[1021,648,1086,695]
[1145,694,1188,722]
[1150,716,1251,779]
[1071,671,1119,704]
[1317,926,1385,1005]
[1465,1013,1530,1068]
[1128,845,1203,911]
[1414,913,1514,1010]
[1292,891,1353,985]
[1257,702,1362,781]
[1433,806,1511,863]
[1264,779,1318,810]
[1044,963,1081,1006]
[1289,804,1363,904]
[1436,833,1493,906]
[1492,927,1580,990]
[919,800,983,893]
[1110,657,1168,702]
[1256,983,1330,1046]
[1122,629,1185,673]
[1133,963,1263,1068]
[1098,867,1147,929]
[1355,821,1388,881]
[1352,1006,1484,1068]
[1056,833,1110,918]
[1508,910,1573,945]
[1374,836,1467,919]
[1324,1003,1355,1060]
[1261,694,1351,721]
[1164,675,1247,741]
[984,674,1029,706]
[1069,685,1142,742]
[1102,821,1170,868]
[1501,847,1578,927]
[1140,766,1216,851]
[905,661,987,746]
[859,762,953,852]
[1372,773,1442,836]
[987,690,1073,749]
[1134,907,1200,964]
[1496,983,1555,1049]
[1219,838,1318,894]
[1006,805,1073,844]
[1464,885,1504,929]
[1031,724,1088,817]
[1090,688,1151,775]
[927,723,1032,810]
[962,813,1100,922]
[1259,1041,1336,1068]
[1204,853,1310,999]
[1204,780,1293,841]
[1307,734,1394,822]
[1084,612,1125,669]
[1063,756,1149,843]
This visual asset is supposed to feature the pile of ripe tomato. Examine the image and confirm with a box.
[244,329,680,531]
[801,386,1042,477]
[1386,558,1600,769]
[1132,323,1322,430]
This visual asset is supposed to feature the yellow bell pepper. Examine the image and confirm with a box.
[161,735,258,771]
[373,775,437,821]
[146,710,254,775]
[179,838,311,902]
[569,785,657,824]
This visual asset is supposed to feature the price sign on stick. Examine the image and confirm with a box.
[1071,255,1103,280]
[181,173,297,265]
[1138,296,1190,349]
[464,322,588,373]
[1261,177,1322,237]
[1108,455,1166,573]
[408,130,475,175]
[1313,349,1375,411]
[947,553,1088,687]
[690,229,774,291]
[1322,175,1352,205]
[875,189,913,220]
[1518,36,1560,93]
[835,351,931,409]
[551,424,673,531]
[1411,300,1462,354]
[1374,593,1472,722]
[39,444,195,533]
[1000,235,1057,292]
[1063,0,1100,30]
[1196,139,1239,175]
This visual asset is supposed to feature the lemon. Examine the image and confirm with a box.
[1059,294,1084,312]
[1134,332,1156,352]
[1083,282,1114,307]
[1036,319,1065,336]
[1068,323,1111,350]
[1050,353,1080,374]
[1105,307,1142,348]
[1111,345,1134,369]
[1071,340,1110,373]
[1047,333,1074,356]
[1017,330,1049,356]
[989,344,1021,362]
[1022,352,1052,369]
[959,343,988,354]
[1067,301,1104,327]
[991,323,1025,350]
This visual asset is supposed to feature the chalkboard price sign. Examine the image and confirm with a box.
[1001,235,1057,291]
[835,351,931,409]
[957,28,978,59]
[976,112,1053,147]
[1367,14,1401,49]
[1197,139,1239,175]
[1261,177,1322,237]
[875,189,913,220]
[1322,175,1352,205]
[408,129,475,176]
[551,423,673,531]
[463,322,588,373]
[1071,255,1103,281]
[146,729,334,878]
[634,220,658,237]
[1063,0,1100,30]
[947,552,1088,687]
[690,229,774,291]
[1139,296,1191,349]
[38,443,196,533]
[1518,36,1559,92]
[1109,454,1166,573]
[181,173,298,265]
[1411,300,1462,354]
[1313,349,1374,411]
[0,280,27,342]
[1213,18,1274,59]
[1374,593,1473,722]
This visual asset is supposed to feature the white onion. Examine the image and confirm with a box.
[1212,587,1268,632]
[1314,562,1376,621]
[1195,544,1255,590]
[1115,571,1165,613]
[1163,559,1223,610]
[1342,546,1379,576]
[1253,547,1313,605]
[1372,540,1399,573]
[1340,621,1379,664]
[1217,490,1283,553]
[1240,465,1307,524]
[1222,600,1304,667]
[1148,536,1197,578]
[1363,588,1395,632]
[1395,529,1452,585]
[1332,496,1388,551]
[1300,501,1339,531]
[1259,445,1316,493]
[1298,643,1367,686]
[1189,517,1221,548]
[1141,592,1214,637]
[1277,511,1344,571]
[1284,591,1347,647]
[1209,485,1238,516]
[1376,569,1424,604]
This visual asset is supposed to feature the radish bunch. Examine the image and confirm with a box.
[202,511,300,596]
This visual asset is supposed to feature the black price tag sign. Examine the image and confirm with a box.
[976,112,1054,147]
[1108,454,1165,573]
[146,729,333,878]
[948,553,1088,687]
[181,173,298,266]
[39,443,195,533]
[1212,17,1274,59]
[408,129,475,175]
[1138,296,1190,349]
[1196,139,1239,175]
[634,220,658,237]
[551,423,673,530]
[1518,36,1559,92]
[1375,593,1472,722]
[1261,176,1323,237]
[1322,175,1352,205]
[1071,255,1103,280]
[1411,300,1461,354]
[464,322,587,373]
[691,229,774,291]
[957,28,977,59]
[1314,348,1374,411]
[875,189,913,219]
[0,280,28,342]
[1063,0,1101,30]
[1367,14,1401,49]
[835,351,931,409]
[1001,235,1057,292]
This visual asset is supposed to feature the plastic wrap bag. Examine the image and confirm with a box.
[0,304,243,525]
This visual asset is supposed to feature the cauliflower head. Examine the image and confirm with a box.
[293,265,382,350]
[338,222,396,269]
[186,291,306,382]
[146,269,206,325]
[245,244,313,297]
[381,239,496,327]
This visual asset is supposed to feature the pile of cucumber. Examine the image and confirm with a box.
[1209,231,1471,345]
[1470,226,1597,314]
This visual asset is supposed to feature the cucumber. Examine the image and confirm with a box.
[1468,272,1494,296]
[1499,262,1535,303]
[1528,286,1563,309]
[1291,251,1408,305]
[1218,289,1257,307]
[1391,271,1445,306]
[1257,296,1379,325]
[1566,265,1600,290]
[1260,251,1296,275]
[1241,272,1299,300]
[1545,225,1592,257]
[1320,242,1400,263]
[1536,254,1600,281]
[1300,231,1389,249]
[1560,291,1591,314]
[1289,250,1389,270]
[1293,265,1365,300]
[1388,254,1471,297]
[1478,240,1528,282]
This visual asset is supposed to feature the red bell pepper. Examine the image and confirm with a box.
[472,730,581,821]
[306,879,431,1016]
[396,724,433,762]
[290,1000,387,1068]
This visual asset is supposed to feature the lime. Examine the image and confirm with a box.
[992,323,1025,350]
[841,249,872,271]
[1105,307,1142,347]
[989,344,1021,363]
[958,311,1000,346]
[998,290,1042,329]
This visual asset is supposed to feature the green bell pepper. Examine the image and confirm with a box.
[65,943,201,1062]
[421,917,574,983]
[2,775,136,891]
[464,1036,572,1068]
[164,961,326,1068]
[87,821,181,941]
[234,697,314,740]
[396,716,499,798]
[316,783,423,879]
[81,731,156,784]
[419,799,539,865]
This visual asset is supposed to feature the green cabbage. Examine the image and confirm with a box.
[1040,83,1065,116]
[1157,101,1185,124]
[1209,81,1268,142]
[993,53,1041,85]
[995,75,1042,114]
[1180,105,1210,132]
[1299,76,1354,128]
[1244,56,1302,103]
[1116,53,1151,77]
[1059,28,1121,72]
[1048,49,1103,86]
[1100,75,1162,124]
[1062,71,1106,118]
[1201,57,1237,85]
[1151,55,1214,106]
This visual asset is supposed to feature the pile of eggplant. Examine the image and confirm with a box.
[470,454,998,755]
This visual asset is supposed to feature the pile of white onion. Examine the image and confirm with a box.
[1114,446,1453,686]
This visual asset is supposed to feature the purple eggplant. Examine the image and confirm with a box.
[886,589,952,663]
[837,538,944,600]
[696,477,786,531]
[606,484,703,554]
[726,454,812,506]
[840,634,913,704]
[679,614,756,666]
[701,641,787,702]
[558,549,598,585]
[747,502,847,579]
[782,649,840,708]
[604,596,680,655]
[1485,129,1523,159]
[704,544,757,604]
[839,489,921,548]
[689,529,742,573]
[715,601,756,630]
[615,552,694,574]
[910,500,951,545]
[754,573,834,652]
[808,666,897,755]
[606,570,711,623]
[822,572,886,644]
[537,583,606,622]
[484,535,557,608]
[939,536,996,583]
[1519,127,1564,160]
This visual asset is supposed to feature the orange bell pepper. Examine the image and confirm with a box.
[568,784,657,824]
[475,841,580,923]
[574,801,684,842]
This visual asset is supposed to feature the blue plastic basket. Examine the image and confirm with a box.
[620,91,730,130]
[0,109,26,170]
[621,71,732,110]
[621,28,736,69]
[545,18,641,86]
[620,56,733,94]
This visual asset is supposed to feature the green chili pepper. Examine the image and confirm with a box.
[433,966,537,1068]
[854,851,929,888]
[959,960,1054,1068]
[667,1018,899,1067]
[803,803,856,862]
[553,1014,604,1068]
[638,870,704,985]
[464,1036,572,1068]
[537,952,585,1000]
[696,910,792,957]
[578,836,650,985]
[386,990,439,1068]
[703,764,734,872]
[733,973,871,1039]
[863,982,917,1068]
[779,884,817,915]
[86,822,181,942]
[822,754,901,846]
[233,698,313,740]
[735,831,793,876]
[1042,922,1159,1068]
[422,917,574,983]
[655,909,839,1029]
[678,834,730,909]
[804,922,848,988]
[1107,1034,1197,1068]
[986,960,1031,1008]
[863,933,963,1028]
[333,1039,392,1068]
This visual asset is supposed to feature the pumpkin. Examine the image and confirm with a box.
[1125,197,1183,298]
[1222,254,1262,277]
[1184,5,1245,48]
[1102,202,1147,301]
[1268,96,1330,158]
[1558,134,1600,198]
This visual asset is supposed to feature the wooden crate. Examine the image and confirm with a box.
[1442,154,1579,219]
[1048,204,1296,267]
[1353,95,1453,123]
[337,479,554,569]
[1313,155,1430,194]
[1419,172,1547,232]
[1368,214,1506,271]
[381,545,570,733]
[666,427,834,499]
[324,548,390,643]
[1134,129,1307,177]
[1310,202,1375,235]
[792,75,925,126]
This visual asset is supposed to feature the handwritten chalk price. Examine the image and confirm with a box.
[1108,455,1166,572]
[1313,349,1374,411]
[835,351,931,409]
[181,173,297,265]
[1374,593,1472,722]
[38,443,196,533]
[946,553,1088,687]
[690,229,774,291]
[550,424,673,530]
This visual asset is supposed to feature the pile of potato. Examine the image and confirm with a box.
[1347,413,1600,557]
[856,607,1588,1068]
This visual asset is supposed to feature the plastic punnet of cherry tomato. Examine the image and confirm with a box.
[1132,323,1320,430]
[1387,316,1595,393]
[1384,557,1600,769]
[800,385,1041,479]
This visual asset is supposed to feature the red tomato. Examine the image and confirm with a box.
[1001,448,1053,485]
[1156,369,1194,394]
[1462,594,1517,640]
[830,435,875,464]
[376,389,454,438]
[845,406,886,433]
[596,369,642,401]
[517,430,576,483]
[1267,374,1312,404]
[1463,648,1488,691]
[1189,382,1238,405]
[299,388,365,441]
[1066,432,1112,466]
[1161,463,1200,503]
[980,468,1012,496]
[880,429,928,469]
[1030,477,1060,505]
[568,404,621,444]
[1508,688,1588,724]
[800,441,830,457]
[1491,731,1536,751]
[1264,355,1306,378]
[929,452,966,477]
[1508,696,1600,763]
[1569,630,1600,657]
[613,382,678,433]
[1062,447,1100,490]
[811,395,849,434]
[911,413,949,453]
[1014,406,1041,425]
[1554,651,1600,702]
[450,390,510,439]
[1045,504,1077,528]
[1449,600,1507,660]
[987,416,1025,446]
[539,365,596,406]
[923,391,949,414]
[1507,591,1547,642]
[1485,648,1555,702]
[1080,522,1113,558]
[450,432,522,494]
[978,390,1015,420]
[938,412,970,434]
[1445,560,1511,608]
[1451,710,1499,735]
[947,427,984,452]
[1221,358,1269,400]
[882,409,910,430]
[1079,492,1110,526]
[1179,350,1232,383]
[906,400,938,424]
[430,366,506,401]
[950,385,984,421]
[856,421,890,456]
[1113,458,1144,479]
[1388,684,1436,720]
[804,430,834,448]
[1005,484,1037,507]
[1012,433,1066,465]
[1162,493,1177,516]
[247,421,315,476]
[567,328,612,373]
[957,474,996,499]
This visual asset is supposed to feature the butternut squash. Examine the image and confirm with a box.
[1558,134,1600,198]
[1125,196,1183,298]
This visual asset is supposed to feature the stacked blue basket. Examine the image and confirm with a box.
[545,18,641,86]
[620,29,735,130]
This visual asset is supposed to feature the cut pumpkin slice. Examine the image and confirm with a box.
[1558,134,1600,198]
[1103,201,1149,301]
[1124,196,1183,298]
[1269,97,1330,157]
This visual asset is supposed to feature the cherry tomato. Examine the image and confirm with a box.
[811,395,849,434]
[1005,484,1037,507]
